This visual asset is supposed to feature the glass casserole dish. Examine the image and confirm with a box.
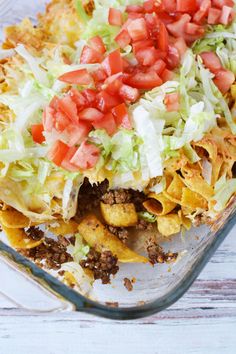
[0,0,236,320]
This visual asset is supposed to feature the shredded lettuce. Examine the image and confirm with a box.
[213,178,236,211]
[70,233,90,263]
[138,211,157,223]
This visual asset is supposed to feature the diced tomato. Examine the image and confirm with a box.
[69,88,87,110]
[207,7,221,24]
[70,141,100,170]
[127,12,144,20]
[161,68,175,82]
[89,36,106,54]
[108,8,123,26]
[58,95,79,124]
[167,14,191,38]
[126,5,144,13]
[64,122,92,147]
[54,111,72,132]
[173,37,187,59]
[144,13,160,37]
[162,0,177,13]
[127,70,163,90]
[92,112,117,135]
[185,23,205,37]
[164,92,180,112]
[176,0,198,13]
[102,49,123,76]
[119,84,140,102]
[135,47,157,66]
[49,96,59,110]
[115,29,131,48]
[31,124,45,144]
[58,69,93,85]
[200,51,222,73]
[166,45,180,69]
[112,103,132,129]
[82,89,97,106]
[80,45,103,64]
[61,146,79,172]
[152,59,166,75]
[219,5,234,25]
[143,0,156,13]
[91,68,108,84]
[212,0,234,9]
[104,73,123,94]
[79,107,104,122]
[213,69,235,94]
[43,107,55,132]
[48,140,70,167]
[96,91,122,112]
[157,22,169,52]
[127,18,149,42]
[193,0,211,24]
[132,39,154,54]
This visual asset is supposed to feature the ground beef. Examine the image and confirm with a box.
[101,189,146,211]
[135,219,154,231]
[146,237,178,265]
[84,0,95,15]
[106,225,129,243]
[25,226,44,241]
[123,277,133,292]
[76,178,109,217]
[80,249,119,284]
[20,237,73,270]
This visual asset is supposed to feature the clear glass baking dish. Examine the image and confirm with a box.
[0,0,236,320]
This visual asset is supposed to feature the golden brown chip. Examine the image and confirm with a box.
[78,215,148,263]
[181,165,214,199]
[166,173,185,201]
[157,214,181,237]
[178,210,192,230]
[100,202,138,227]
[0,209,30,228]
[48,219,78,236]
[2,225,43,249]
[143,193,177,216]
[181,188,208,210]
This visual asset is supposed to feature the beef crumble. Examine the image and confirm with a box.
[106,225,129,243]
[80,249,119,284]
[135,219,154,231]
[146,237,178,265]
[25,226,44,241]
[123,277,133,292]
[101,189,146,211]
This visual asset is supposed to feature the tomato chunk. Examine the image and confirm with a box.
[157,22,169,53]
[82,89,97,105]
[135,47,157,66]
[166,45,180,69]
[219,5,234,25]
[31,124,45,144]
[96,91,122,112]
[167,14,191,38]
[70,141,100,170]
[43,107,55,132]
[91,68,107,84]
[212,0,234,9]
[164,92,180,112]
[49,96,59,110]
[108,8,123,26]
[200,52,222,73]
[115,29,131,48]
[132,39,153,54]
[127,70,162,90]
[112,103,132,129]
[213,69,235,94]
[119,84,140,102]
[207,7,221,24]
[58,69,92,85]
[161,68,175,82]
[61,146,79,172]
[104,73,123,95]
[102,49,123,76]
[58,95,79,124]
[64,122,92,146]
[152,59,166,75]
[89,36,106,54]
[173,38,187,59]
[162,0,177,12]
[92,112,117,135]
[176,0,198,13]
[54,111,71,132]
[48,141,70,167]
[126,5,144,13]
[79,107,104,122]
[69,89,87,110]
[127,18,149,42]
[80,45,103,64]
[143,0,156,13]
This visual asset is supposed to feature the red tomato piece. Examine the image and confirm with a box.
[69,88,87,110]
[61,146,79,172]
[167,14,191,38]
[102,49,123,76]
[144,13,160,37]
[58,69,93,85]
[157,22,169,53]
[143,0,156,13]
[127,12,144,20]
[49,96,59,110]
[82,89,97,106]
[96,91,122,113]
[127,70,163,90]
[126,5,144,13]
[213,69,235,94]
[112,103,132,129]
[185,23,205,36]
[70,141,100,170]
[176,0,198,13]
[43,106,55,132]
[219,5,234,25]
[212,0,234,9]
[108,8,123,26]
[173,37,187,59]
[162,0,177,13]
[161,68,175,82]
[104,73,123,95]
[193,0,211,24]
[64,122,92,147]
[166,45,180,69]
[164,92,180,112]
[127,18,149,42]
[89,36,106,54]
[132,39,154,54]
[91,68,107,84]
[135,47,157,66]
[48,141,70,167]
[54,110,71,132]
[207,7,221,24]
[80,45,103,64]
[200,52,222,73]
[58,95,79,124]
[31,124,45,144]
[92,112,117,135]
[115,29,131,48]
[79,107,104,122]
[119,84,140,102]
[152,59,166,75]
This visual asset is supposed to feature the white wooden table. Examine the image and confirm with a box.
[0,1,236,353]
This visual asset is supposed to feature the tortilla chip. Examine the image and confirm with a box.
[48,219,78,236]
[181,165,214,199]
[78,215,148,263]
[143,193,177,216]
[157,214,181,237]
[166,173,185,201]
[100,202,138,227]
[181,188,208,210]
[0,209,30,228]
[2,225,43,249]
